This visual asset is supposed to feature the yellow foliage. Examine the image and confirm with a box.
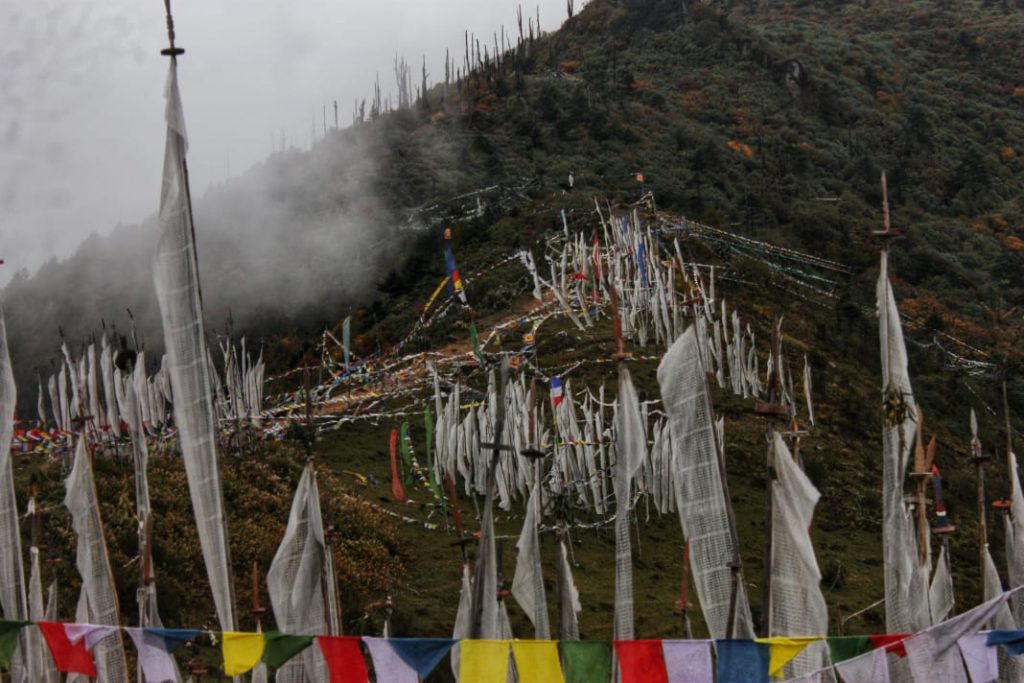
[728,139,754,158]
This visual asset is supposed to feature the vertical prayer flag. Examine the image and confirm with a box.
[614,640,668,683]
[424,407,442,501]
[342,316,351,370]
[661,640,712,683]
[755,636,823,677]
[318,635,368,683]
[261,632,314,669]
[511,641,563,683]
[468,321,484,363]
[715,640,769,683]
[459,640,510,683]
[551,377,564,407]
[0,621,27,671]
[560,641,611,683]
[222,631,266,676]
[399,422,414,482]
[389,428,406,502]
[37,621,95,677]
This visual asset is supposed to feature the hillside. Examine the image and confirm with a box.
[5,0,1024,679]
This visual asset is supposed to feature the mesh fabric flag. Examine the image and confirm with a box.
[511,641,563,683]
[827,636,871,664]
[0,621,27,670]
[614,640,668,683]
[222,631,265,676]
[661,640,712,683]
[755,636,823,677]
[560,641,611,683]
[37,621,95,677]
[715,640,768,683]
[318,635,369,683]
[261,631,314,669]
[459,640,510,683]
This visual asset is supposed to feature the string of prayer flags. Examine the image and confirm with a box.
[715,639,769,683]
[222,631,266,676]
[512,640,563,683]
[0,621,27,670]
[459,639,510,683]
[826,635,871,664]
[614,639,668,683]
[560,640,611,683]
[261,631,314,669]
[125,628,200,683]
[755,636,822,677]
[37,621,96,677]
[318,635,368,683]
[661,639,713,683]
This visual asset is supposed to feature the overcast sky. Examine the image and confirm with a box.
[0,0,571,282]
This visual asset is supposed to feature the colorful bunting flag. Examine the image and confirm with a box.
[318,635,369,683]
[262,631,314,669]
[512,640,563,683]
[834,648,889,683]
[125,628,200,683]
[986,630,1024,655]
[222,631,266,676]
[958,633,998,683]
[37,621,96,677]
[0,621,27,671]
[614,640,668,683]
[364,637,418,683]
[868,634,909,658]
[560,640,612,683]
[661,639,712,683]
[715,640,769,683]
[459,640,510,683]
[551,377,564,407]
[827,636,871,664]
[756,636,822,677]
[389,638,454,678]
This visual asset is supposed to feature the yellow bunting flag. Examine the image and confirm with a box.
[755,636,823,677]
[222,632,266,676]
[459,640,511,683]
[512,641,564,683]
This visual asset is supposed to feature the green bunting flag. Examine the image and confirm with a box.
[0,621,28,670]
[827,636,872,664]
[469,321,484,363]
[261,632,315,669]
[559,641,611,683]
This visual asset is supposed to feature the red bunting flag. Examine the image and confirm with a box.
[614,640,668,683]
[869,634,911,658]
[37,621,96,677]
[318,635,369,683]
